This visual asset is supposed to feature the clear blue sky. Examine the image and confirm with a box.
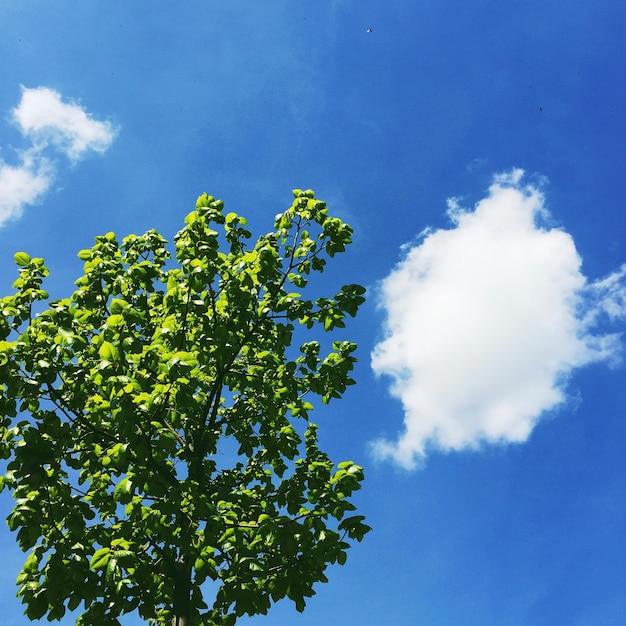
[1,1,625,624]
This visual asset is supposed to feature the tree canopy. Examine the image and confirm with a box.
[0,189,369,625]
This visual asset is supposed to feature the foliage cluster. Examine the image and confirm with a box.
[0,190,369,625]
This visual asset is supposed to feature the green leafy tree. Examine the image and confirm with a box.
[0,189,369,626]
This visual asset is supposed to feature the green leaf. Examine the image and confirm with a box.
[68,593,82,611]
[110,298,129,314]
[90,547,111,571]
[98,341,118,361]
[106,556,118,581]
[14,251,31,266]
[113,477,133,503]
[24,595,48,620]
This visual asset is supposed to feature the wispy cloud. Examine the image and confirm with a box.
[371,170,626,469]
[0,86,118,228]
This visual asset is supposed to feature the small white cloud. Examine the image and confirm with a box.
[0,151,53,226]
[371,170,626,469]
[13,86,118,161]
[0,86,117,228]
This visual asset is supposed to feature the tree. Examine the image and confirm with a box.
[0,189,369,626]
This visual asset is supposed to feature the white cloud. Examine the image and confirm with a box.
[0,86,117,228]
[0,151,52,225]
[13,86,117,161]
[371,170,626,469]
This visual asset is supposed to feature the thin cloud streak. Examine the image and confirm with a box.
[371,170,626,469]
[0,86,117,229]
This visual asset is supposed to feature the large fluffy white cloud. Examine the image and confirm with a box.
[0,86,117,228]
[371,170,626,469]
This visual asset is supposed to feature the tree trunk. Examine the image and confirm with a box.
[171,556,192,626]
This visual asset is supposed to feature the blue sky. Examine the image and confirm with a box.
[1,1,625,624]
